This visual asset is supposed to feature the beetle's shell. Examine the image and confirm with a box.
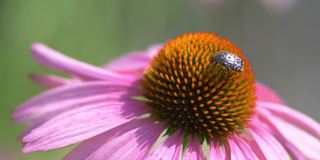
[212,51,244,72]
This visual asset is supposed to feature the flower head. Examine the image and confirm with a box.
[14,32,320,159]
[143,33,256,142]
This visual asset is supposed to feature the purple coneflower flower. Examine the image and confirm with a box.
[14,33,319,159]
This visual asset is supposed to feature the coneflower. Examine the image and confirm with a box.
[14,33,320,160]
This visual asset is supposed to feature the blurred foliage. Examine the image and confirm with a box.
[0,0,319,159]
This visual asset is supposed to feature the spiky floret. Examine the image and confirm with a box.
[143,33,256,141]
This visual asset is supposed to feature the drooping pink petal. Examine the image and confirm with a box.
[249,122,290,160]
[102,44,162,77]
[228,135,263,160]
[30,73,77,88]
[258,101,320,138]
[147,132,183,160]
[64,119,164,160]
[22,101,147,152]
[13,81,138,124]
[209,140,230,160]
[31,43,136,82]
[258,108,320,159]
[105,44,162,71]
[146,43,163,58]
[256,82,285,104]
[104,51,151,72]
[243,136,268,160]
[183,137,205,160]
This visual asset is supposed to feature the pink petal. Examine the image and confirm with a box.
[22,100,147,152]
[256,82,285,104]
[209,140,230,160]
[105,43,162,70]
[228,135,263,160]
[13,81,138,124]
[249,123,290,160]
[260,0,297,13]
[31,43,135,82]
[64,119,164,160]
[103,44,162,77]
[258,109,320,159]
[146,44,163,58]
[183,137,205,160]
[244,136,268,160]
[30,73,76,88]
[147,132,183,160]
[104,51,151,72]
[258,101,320,138]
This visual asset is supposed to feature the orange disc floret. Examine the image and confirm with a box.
[143,32,256,141]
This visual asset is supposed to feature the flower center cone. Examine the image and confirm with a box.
[143,33,256,142]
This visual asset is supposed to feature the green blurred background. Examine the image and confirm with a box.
[0,0,319,159]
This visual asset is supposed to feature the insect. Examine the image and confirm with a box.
[212,51,244,72]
